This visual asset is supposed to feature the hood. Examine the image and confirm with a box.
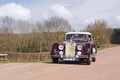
[63,40,87,45]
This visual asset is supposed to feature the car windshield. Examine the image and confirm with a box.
[65,34,87,41]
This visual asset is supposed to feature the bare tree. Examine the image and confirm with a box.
[0,17,15,52]
[0,16,73,52]
[16,20,31,33]
[1,17,14,34]
[34,21,43,33]
[85,19,112,46]
[39,16,73,51]
[43,16,72,32]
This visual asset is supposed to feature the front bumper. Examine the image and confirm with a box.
[51,55,61,58]
[51,54,89,59]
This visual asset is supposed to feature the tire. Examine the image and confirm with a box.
[79,58,84,61]
[52,58,58,63]
[86,58,91,65]
[92,57,96,62]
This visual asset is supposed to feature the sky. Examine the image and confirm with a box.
[0,0,120,31]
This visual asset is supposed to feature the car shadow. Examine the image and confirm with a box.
[43,61,87,65]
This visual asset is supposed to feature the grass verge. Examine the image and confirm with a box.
[97,44,120,51]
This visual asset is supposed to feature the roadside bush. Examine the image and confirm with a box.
[85,19,112,47]
[111,28,120,44]
[7,52,50,62]
[20,45,28,53]
[0,16,72,53]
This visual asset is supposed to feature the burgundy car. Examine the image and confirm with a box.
[50,32,97,65]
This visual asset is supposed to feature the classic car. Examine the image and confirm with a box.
[50,32,97,65]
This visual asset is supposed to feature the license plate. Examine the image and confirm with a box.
[64,58,75,61]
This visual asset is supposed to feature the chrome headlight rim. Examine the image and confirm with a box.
[58,45,64,50]
[77,45,82,50]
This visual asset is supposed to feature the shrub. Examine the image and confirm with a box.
[7,52,50,62]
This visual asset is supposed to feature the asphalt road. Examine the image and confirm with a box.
[0,46,120,80]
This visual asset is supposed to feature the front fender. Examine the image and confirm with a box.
[50,42,59,55]
[92,44,97,54]
[86,43,91,54]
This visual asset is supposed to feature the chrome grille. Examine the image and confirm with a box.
[65,42,76,57]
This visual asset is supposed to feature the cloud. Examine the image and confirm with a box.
[40,0,120,31]
[0,3,31,21]
[6,0,118,30]
[78,0,120,18]
[116,16,120,21]
[83,19,95,25]
[70,0,120,30]
[41,4,80,30]
[42,4,74,20]
[49,4,74,18]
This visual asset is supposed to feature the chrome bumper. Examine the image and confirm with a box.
[51,54,89,59]
[51,55,61,58]
[78,55,89,58]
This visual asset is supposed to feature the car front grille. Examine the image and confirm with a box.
[65,42,76,57]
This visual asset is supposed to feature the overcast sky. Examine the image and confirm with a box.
[0,0,120,31]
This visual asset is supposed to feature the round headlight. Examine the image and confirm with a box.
[77,51,82,55]
[77,45,82,50]
[59,51,63,55]
[58,45,64,50]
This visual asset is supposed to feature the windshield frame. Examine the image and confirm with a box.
[65,34,88,41]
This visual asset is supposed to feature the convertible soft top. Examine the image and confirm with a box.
[65,32,91,35]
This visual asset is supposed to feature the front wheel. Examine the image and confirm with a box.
[86,58,91,65]
[52,58,58,63]
[92,57,96,62]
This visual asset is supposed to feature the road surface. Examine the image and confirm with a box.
[0,46,120,80]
